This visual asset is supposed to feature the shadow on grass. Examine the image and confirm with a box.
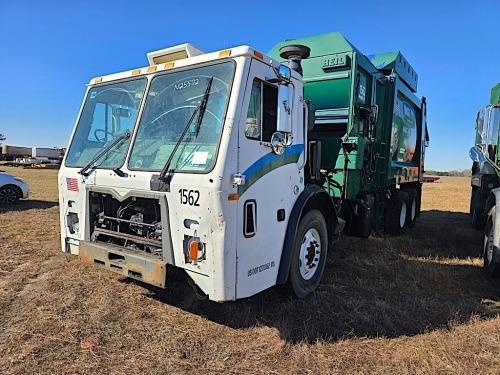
[0,200,58,213]
[135,208,500,343]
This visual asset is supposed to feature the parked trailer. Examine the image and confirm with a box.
[470,83,500,275]
[32,147,63,159]
[1,145,32,161]
[59,32,428,301]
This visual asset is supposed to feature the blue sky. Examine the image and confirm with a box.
[1,1,498,171]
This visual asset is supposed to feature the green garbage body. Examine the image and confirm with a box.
[269,32,428,234]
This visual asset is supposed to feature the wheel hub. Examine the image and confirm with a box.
[299,228,321,280]
[0,188,17,204]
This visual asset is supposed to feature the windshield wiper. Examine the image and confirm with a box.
[78,132,131,176]
[159,77,213,180]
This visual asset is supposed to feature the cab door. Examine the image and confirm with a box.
[235,59,303,298]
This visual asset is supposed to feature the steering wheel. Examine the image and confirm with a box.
[94,128,113,143]
[143,105,220,140]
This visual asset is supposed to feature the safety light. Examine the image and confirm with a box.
[189,240,201,261]
[147,66,157,72]
[253,50,264,59]
[132,69,141,76]
[227,193,239,201]
[147,43,205,65]
[164,62,175,69]
[219,49,231,58]
[95,77,103,83]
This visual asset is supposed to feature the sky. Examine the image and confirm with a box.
[1,0,499,171]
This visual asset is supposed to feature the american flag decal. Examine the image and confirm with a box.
[66,177,79,192]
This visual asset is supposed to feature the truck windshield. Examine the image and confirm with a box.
[65,79,146,168]
[128,61,234,172]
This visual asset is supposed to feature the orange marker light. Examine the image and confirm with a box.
[164,62,175,69]
[219,49,231,58]
[95,77,103,83]
[132,69,141,76]
[147,66,157,72]
[227,193,239,201]
[253,50,263,59]
[189,240,199,261]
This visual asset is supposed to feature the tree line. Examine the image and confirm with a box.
[426,169,471,177]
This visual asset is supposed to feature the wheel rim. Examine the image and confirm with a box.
[0,188,18,204]
[485,226,494,265]
[410,198,416,221]
[399,201,407,228]
[298,228,321,281]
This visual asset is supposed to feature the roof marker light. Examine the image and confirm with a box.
[164,62,175,69]
[219,49,231,58]
[95,77,103,83]
[147,66,157,72]
[254,50,264,59]
[132,69,141,76]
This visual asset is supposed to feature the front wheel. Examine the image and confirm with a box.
[0,186,21,204]
[288,210,328,299]
[484,206,500,277]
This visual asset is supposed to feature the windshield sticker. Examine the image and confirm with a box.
[191,151,209,165]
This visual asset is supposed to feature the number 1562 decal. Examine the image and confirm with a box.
[179,189,200,206]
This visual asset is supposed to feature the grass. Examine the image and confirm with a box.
[1,169,500,374]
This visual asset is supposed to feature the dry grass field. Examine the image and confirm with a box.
[1,168,500,374]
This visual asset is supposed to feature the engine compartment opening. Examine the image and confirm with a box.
[89,192,163,258]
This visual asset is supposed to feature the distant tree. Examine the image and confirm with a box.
[0,133,5,146]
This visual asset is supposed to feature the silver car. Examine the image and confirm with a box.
[0,173,29,204]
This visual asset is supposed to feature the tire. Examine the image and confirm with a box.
[0,185,21,204]
[288,210,328,298]
[384,190,409,235]
[470,188,487,230]
[484,206,500,277]
[405,189,417,228]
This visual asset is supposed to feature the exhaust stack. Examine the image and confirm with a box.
[279,44,310,76]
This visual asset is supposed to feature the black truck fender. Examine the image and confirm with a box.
[276,184,339,285]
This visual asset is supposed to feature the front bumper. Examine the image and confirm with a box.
[79,241,167,288]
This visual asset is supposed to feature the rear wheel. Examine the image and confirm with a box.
[288,210,328,298]
[0,185,20,204]
[384,190,409,235]
[405,189,417,228]
[484,206,500,277]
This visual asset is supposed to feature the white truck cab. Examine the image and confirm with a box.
[59,43,340,302]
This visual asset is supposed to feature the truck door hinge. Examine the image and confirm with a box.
[232,173,246,186]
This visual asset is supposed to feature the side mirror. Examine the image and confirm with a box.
[278,65,291,82]
[270,132,286,155]
[115,107,131,118]
[469,146,485,163]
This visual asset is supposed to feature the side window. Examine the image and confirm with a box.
[245,79,278,142]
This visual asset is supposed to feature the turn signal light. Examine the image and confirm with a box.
[189,240,200,261]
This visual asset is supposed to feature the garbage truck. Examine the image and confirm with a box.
[469,83,500,275]
[59,32,428,301]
